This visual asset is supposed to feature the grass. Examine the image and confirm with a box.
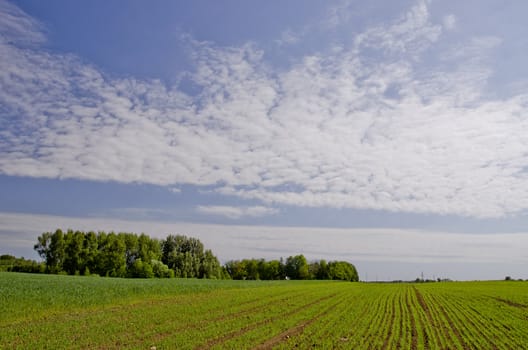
[2,272,528,349]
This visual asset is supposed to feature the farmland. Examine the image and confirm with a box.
[1,273,528,349]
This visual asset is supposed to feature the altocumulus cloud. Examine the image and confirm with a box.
[1,0,528,218]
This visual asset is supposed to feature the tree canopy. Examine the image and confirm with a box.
[33,230,224,278]
[225,255,358,281]
[26,229,360,281]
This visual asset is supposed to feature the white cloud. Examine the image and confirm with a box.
[275,0,355,46]
[196,205,278,219]
[168,187,181,194]
[276,29,300,46]
[442,14,456,31]
[2,1,528,218]
[0,0,46,45]
[1,211,527,280]
[354,0,441,57]
[322,0,353,29]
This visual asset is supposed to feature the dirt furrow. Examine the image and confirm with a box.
[148,292,313,345]
[492,297,528,309]
[435,299,469,350]
[252,300,341,350]
[397,290,405,349]
[405,289,418,350]
[381,292,396,350]
[448,298,498,350]
[194,293,337,349]
[425,293,458,349]
[414,286,444,349]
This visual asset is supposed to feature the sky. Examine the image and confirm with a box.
[1,0,528,281]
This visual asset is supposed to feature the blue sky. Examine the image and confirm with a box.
[2,0,528,280]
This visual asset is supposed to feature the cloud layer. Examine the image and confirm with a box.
[1,211,527,280]
[2,0,528,218]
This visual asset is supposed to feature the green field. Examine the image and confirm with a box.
[1,273,528,349]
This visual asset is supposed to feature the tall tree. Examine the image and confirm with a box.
[82,231,99,275]
[200,249,222,279]
[34,232,52,261]
[47,229,66,273]
[285,254,309,280]
[162,235,208,278]
[97,232,126,277]
[63,230,84,275]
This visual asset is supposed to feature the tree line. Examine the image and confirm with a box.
[225,255,358,281]
[4,229,359,281]
[0,254,42,273]
[33,229,224,278]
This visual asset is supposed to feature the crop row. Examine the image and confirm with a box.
[1,275,350,349]
[2,273,528,349]
[272,283,528,349]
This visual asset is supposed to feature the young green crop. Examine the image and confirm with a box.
[2,273,528,349]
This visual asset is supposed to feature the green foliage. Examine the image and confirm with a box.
[260,259,283,280]
[32,230,222,279]
[0,255,44,273]
[151,259,174,278]
[161,234,222,279]
[31,229,224,279]
[128,258,154,278]
[96,232,127,277]
[285,254,309,280]
[326,261,358,281]
[200,249,222,279]
[224,256,358,281]
[225,259,285,280]
[48,228,65,273]
[30,229,359,282]
[63,230,84,275]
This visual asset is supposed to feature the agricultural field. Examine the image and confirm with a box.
[1,273,528,349]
